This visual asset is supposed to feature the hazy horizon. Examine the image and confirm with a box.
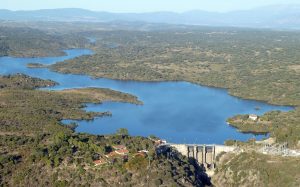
[1,0,300,13]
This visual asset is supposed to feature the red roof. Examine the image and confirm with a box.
[115,149,129,155]
[93,159,107,166]
[105,151,119,158]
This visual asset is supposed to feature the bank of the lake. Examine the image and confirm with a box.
[0,48,293,144]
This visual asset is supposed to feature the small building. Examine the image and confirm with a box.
[93,159,107,166]
[115,149,129,155]
[105,151,128,163]
[249,114,258,121]
[105,151,119,158]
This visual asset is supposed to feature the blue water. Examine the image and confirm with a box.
[0,49,293,144]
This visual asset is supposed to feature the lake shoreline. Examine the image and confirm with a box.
[49,59,297,109]
[0,48,293,144]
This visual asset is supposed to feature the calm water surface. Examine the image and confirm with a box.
[0,49,293,144]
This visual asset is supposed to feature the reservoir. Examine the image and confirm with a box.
[0,49,293,144]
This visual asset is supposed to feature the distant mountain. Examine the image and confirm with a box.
[1,5,300,29]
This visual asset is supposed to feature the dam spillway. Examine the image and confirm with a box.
[169,144,236,169]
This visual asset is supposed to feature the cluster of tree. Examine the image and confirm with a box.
[0,26,89,57]
[0,74,56,89]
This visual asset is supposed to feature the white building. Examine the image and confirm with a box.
[249,114,258,121]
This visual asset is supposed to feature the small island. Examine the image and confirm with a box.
[27,63,48,68]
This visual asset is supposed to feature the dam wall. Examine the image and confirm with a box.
[170,144,236,170]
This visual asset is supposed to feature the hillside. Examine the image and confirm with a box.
[0,26,88,57]
[0,74,209,186]
[213,150,300,186]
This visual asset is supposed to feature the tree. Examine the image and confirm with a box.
[116,128,129,136]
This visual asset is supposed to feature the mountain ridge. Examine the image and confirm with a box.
[1,5,300,29]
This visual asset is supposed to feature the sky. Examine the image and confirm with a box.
[1,0,300,13]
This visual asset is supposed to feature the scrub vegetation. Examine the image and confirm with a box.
[0,27,88,57]
[213,151,300,187]
[0,74,208,186]
[51,28,300,147]
[1,22,300,186]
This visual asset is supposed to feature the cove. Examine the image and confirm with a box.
[0,49,293,144]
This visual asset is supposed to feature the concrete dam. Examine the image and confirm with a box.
[169,144,236,170]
